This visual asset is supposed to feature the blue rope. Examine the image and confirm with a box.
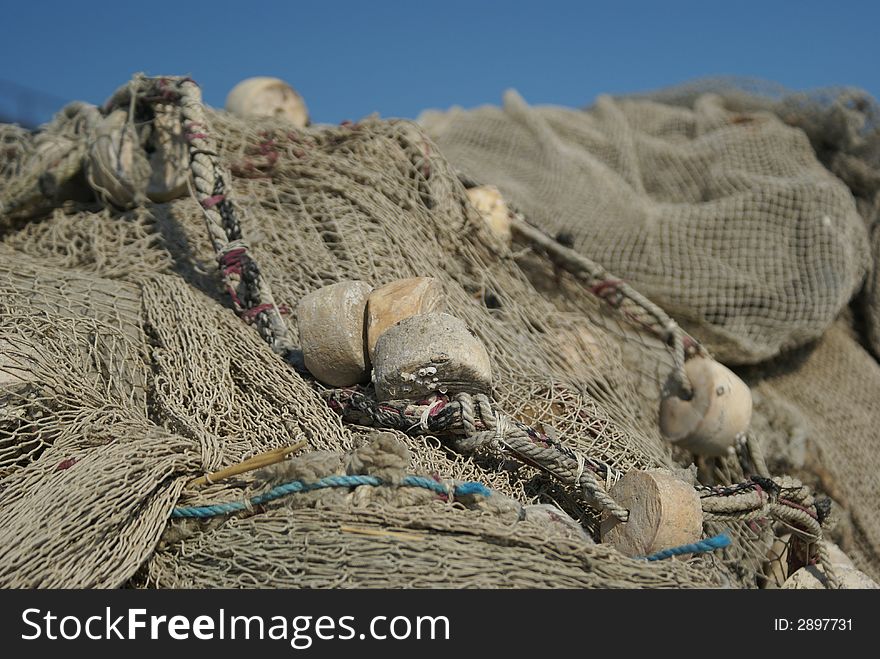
[642,533,731,561]
[172,474,492,519]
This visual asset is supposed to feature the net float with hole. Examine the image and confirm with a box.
[372,311,493,401]
[145,103,189,202]
[364,277,447,362]
[466,185,512,246]
[86,108,151,209]
[659,356,753,456]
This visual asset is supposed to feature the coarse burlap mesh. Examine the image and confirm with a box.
[1,77,875,589]
[419,89,871,364]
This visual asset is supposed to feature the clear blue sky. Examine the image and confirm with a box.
[1,0,878,127]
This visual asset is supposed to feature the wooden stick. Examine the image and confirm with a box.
[190,440,308,487]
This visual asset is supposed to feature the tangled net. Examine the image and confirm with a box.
[1,74,875,589]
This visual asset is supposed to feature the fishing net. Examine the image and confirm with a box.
[420,80,880,584]
[638,78,880,360]
[608,82,880,582]
[744,317,880,582]
[419,88,871,364]
[0,75,868,589]
[141,439,725,589]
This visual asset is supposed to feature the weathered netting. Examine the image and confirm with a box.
[0,75,850,588]
[419,89,871,364]
[743,317,880,582]
[419,82,880,586]
[638,78,880,360]
[144,497,725,589]
[135,438,727,589]
[604,80,880,581]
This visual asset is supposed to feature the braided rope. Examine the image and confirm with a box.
[813,539,842,590]
[699,471,841,588]
[736,432,771,479]
[455,393,630,522]
[455,393,627,520]
[325,388,629,520]
[509,214,699,398]
[101,75,297,359]
[171,473,492,519]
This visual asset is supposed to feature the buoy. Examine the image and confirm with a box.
[783,564,878,589]
[146,104,189,202]
[600,468,703,558]
[766,536,859,588]
[225,77,309,128]
[659,356,752,456]
[466,185,512,245]
[296,281,372,387]
[86,109,150,209]
[372,312,493,401]
[365,277,446,361]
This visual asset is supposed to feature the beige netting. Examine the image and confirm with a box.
[419,83,880,584]
[419,89,871,364]
[145,501,725,589]
[637,78,880,360]
[139,437,727,589]
[0,75,866,589]
[744,318,880,582]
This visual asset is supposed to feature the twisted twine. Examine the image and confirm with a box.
[509,214,699,399]
[326,388,629,522]
[101,75,297,360]
[643,533,731,561]
[698,471,840,589]
[454,393,630,522]
[171,473,492,519]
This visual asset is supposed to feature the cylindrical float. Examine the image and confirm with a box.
[365,277,447,361]
[600,468,704,558]
[296,281,373,387]
[372,312,493,401]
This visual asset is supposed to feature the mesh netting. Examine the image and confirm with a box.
[144,498,724,589]
[419,89,871,364]
[635,78,880,360]
[1,75,874,589]
[743,317,880,582]
[0,94,695,588]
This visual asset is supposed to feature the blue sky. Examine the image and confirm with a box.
[1,0,878,127]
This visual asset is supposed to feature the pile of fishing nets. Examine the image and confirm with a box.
[0,74,877,588]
